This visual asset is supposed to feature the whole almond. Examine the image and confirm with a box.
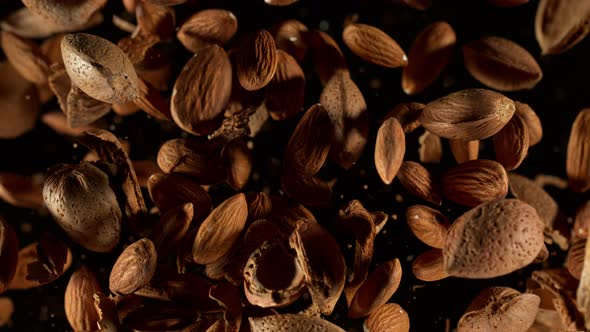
[402,21,456,95]
[375,117,405,185]
[249,314,345,332]
[61,33,139,103]
[566,239,585,279]
[449,139,479,164]
[193,193,248,264]
[21,0,106,27]
[222,138,253,190]
[363,303,410,332]
[65,266,101,331]
[384,102,425,133]
[1,31,49,84]
[397,161,442,205]
[421,89,515,140]
[342,23,407,68]
[406,205,450,249]
[157,138,226,184]
[135,1,175,40]
[443,159,508,207]
[567,109,590,192]
[265,50,305,121]
[444,199,544,278]
[171,45,232,135]
[462,36,542,91]
[271,19,309,63]
[535,0,590,55]
[515,101,543,146]
[412,248,449,282]
[177,9,238,53]
[109,238,157,295]
[493,112,530,171]
[0,218,18,293]
[43,163,122,252]
[320,71,369,169]
[236,29,278,91]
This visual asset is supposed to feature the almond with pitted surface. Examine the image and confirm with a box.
[363,303,410,332]
[61,33,139,103]
[397,161,442,205]
[375,117,405,185]
[421,89,515,140]
[171,45,232,136]
[147,173,212,221]
[177,9,238,53]
[406,205,450,249]
[65,266,101,332]
[236,29,278,91]
[21,0,106,27]
[444,199,545,278]
[249,314,344,332]
[343,23,407,68]
[109,238,157,295]
[0,218,18,293]
[443,159,508,207]
[535,0,590,55]
[567,109,590,192]
[493,112,529,171]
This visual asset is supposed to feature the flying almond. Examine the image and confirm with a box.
[421,89,515,140]
[493,112,530,171]
[375,117,405,185]
[449,139,479,164]
[109,238,157,295]
[236,29,278,91]
[0,31,49,84]
[249,314,344,332]
[515,101,543,146]
[535,0,590,55]
[65,266,101,331]
[443,159,508,207]
[406,205,450,249]
[567,109,590,192]
[397,161,442,205]
[21,0,106,27]
[177,9,238,53]
[342,23,407,68]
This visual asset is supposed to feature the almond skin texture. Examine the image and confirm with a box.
[363,303,410,332]
[402,21,456,95]
[236,29,278,91]
[421,89,515,140]
[61,33,139,103]
[397,161,442,205]
[249,314,345,332]
[567,109,590,192]
[43,163,122,253]
[406,205,450,249]
[493,112,530,171]
[177,9,238,53]
[535,0,590,55]
[412,248,449,282]
[375,117,405,185]
[171,45,232,136]
[109,238,157,295]
[444,199,545,279]
[342,23,407,68]
[443,159,508,207]
[462,36,543,91]
[65,266,101,332]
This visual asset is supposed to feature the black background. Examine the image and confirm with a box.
[0,0,587,331]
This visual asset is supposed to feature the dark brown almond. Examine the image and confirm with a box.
[443,159,508,207]
[493,112,530,170]
[136,1,175,40]
[289,220,345,315]
[535,0,590,55]
[406,205,450,249]
[151,203,193,256]
[375,117,405,185]
[462,36,543,91]
[567,109,590,192]
[508,173,558,229]
[418,131,443,164]
[147,173,212,221]
[109,238,157,295]
[566,239,585,279]
[0,218,18,293]
[40,34,64,66]
[21,0,106,27]
[449,139,479,164]
[222,138,253,190]
[1,31,49,84]
[444,199,545,278]
[363,303,410,332]
[458,287,540,332]
[284,104,332,175]
[342,23,407,68]
[0,173,44,210]
[308,30,348,86]
[271,19,309,63]
[65,267,101,331]
[384,102,425,133]
[515,101,543,146]
[402,21,456,95]
[421,89,515,140]
[193,193,248,264]
[177,9,237,53]
[171,45,232,135]
[157,138,226,184]
[265,50,305,120]
[246,192,272,222]
[249,314,345,332]
[348,258,403,318]
[0,62,40,139]
[236,30,278,91]
[397,161,442,205]
[320,71,369,169]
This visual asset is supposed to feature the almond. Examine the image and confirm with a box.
[65,266,101,331]
[567,109,590,192]
[0,31,49,84]
[402,21,456,95]
[515,101,543,146]
[281,172,334,207]
[449,139,479,164]
[462,36,542,91]
[397,161,442,205]
[271,19,309,63]
[177,9,237,53]
[363,303,410,332]
[342,23,407,68]
[265,50,305,120]
[151,203,193,256]
[421,89,515,140]
[493,112,530,170]
[442,159,508,207]
[236,29,278,91]
[135,1,175,40]
[157,138,226,184]
[406,205,450,249]
[66,85,112,128]
[249,314,345,332]
[9,242,72,290]
[566,239,585,279]
[0,218,18,293]
[21,0,106,27]
[508,173,558,229]
[412,248,449,282]
[535,0,590,55]
[147,173,212,221]
[222,138,252,190]
[308,30,348,85]
[375,117,405,185]
[109,238,157,295]
[171,45,232,135]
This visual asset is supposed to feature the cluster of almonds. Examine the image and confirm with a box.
[1,0,590,331]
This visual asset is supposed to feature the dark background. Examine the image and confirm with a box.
[0,0,587,331]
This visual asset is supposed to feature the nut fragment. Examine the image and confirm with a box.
[249,314,345,332]
[397,161,442,205]
[109,238,157,295]
[535,0,590,55]
[406,205,450,249]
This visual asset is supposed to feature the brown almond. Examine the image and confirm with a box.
[348,258,403,318]
[151,203,193,256]
[384,102,425,133]
[265,0,300,5]
[61,33,139,103]
[442,159,508,207]
[488,0,529,6]
[65,266,101,331]
[236,29,278,91]
[0,218,18,293]
[249,314,345,332]
[109,238,157,295]
[402,21,456,95]
[566,239,585,279]
[246,192,273,222]
[412,248,450,282]
[21,0,106,27]
[171,45,232,135]
[0,173,44,210]
[342,23,407,68]
[117,33,163,69]
[193,193,248,264]
[157,138,226,184]
[421,89,515,140]
[271,19,309,63]
[375,117,405,185]
[508,173,558,229]
[458,287,540,332]
[449,139,479,164]
[444,199,545,278]
[535,0,590,55]
[406,205,450,249]
[0,298,14,327]
[493,112,530,171]
[567,109,590,192]
[1,31,49,84]
[363,303,410,332]
[308,30,348,86]
[265,50,305,120]
[177,9,237,53]
[147,173,212,221]
[222,138,253,190]
[320,71,369,169]
[515,101,543,146]
[0,62,40,139]
[418,130,443,164]
[397,161,442,205]
[462,36,543,91]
